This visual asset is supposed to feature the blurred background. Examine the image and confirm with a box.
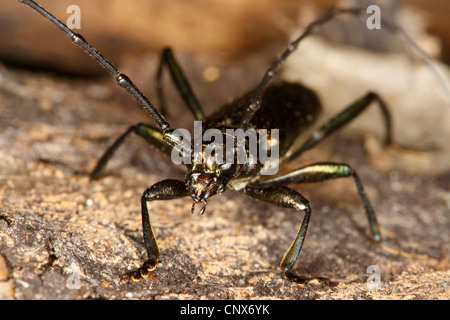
[1,0,449,75]
[1,0,448,170]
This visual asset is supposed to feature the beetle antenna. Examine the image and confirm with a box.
[240,6,450,129]
[240,8,362,130]
[17,0,171,132]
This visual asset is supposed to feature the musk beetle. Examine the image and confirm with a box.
[19,0,412,284]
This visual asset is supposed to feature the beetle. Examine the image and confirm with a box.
[19,0,399,284]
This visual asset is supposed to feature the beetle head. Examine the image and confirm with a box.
[185,149,241,215]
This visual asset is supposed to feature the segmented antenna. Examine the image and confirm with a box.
[18,0,171,132]
[240,7,450,130]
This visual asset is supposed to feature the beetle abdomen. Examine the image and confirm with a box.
[206,81,321,156]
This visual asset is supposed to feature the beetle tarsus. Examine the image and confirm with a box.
[121,258,159,282]
[284,271,331,286]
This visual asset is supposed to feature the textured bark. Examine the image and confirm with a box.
[0,0,449,300]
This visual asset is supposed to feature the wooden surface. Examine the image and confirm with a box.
[0,0,449,300]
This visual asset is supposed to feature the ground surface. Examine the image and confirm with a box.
[0,0,449,300]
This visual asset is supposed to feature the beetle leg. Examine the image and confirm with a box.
[122,179,188,282]
[285,92,392,162]
[90,123,172,179]
[242,185,329,285]
[156,48,204,121]
[252,162,381,243]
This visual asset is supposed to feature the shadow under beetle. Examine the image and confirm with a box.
[19,0,398,284]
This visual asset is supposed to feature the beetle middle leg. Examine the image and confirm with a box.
[121,179,188,282]
[253,162,381,243]
[285,92,392,163]
[242,185,329,284]
[247,162,380,284]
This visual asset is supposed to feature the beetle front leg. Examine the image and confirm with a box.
[242,185,329,285]
[122,179,188,282]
